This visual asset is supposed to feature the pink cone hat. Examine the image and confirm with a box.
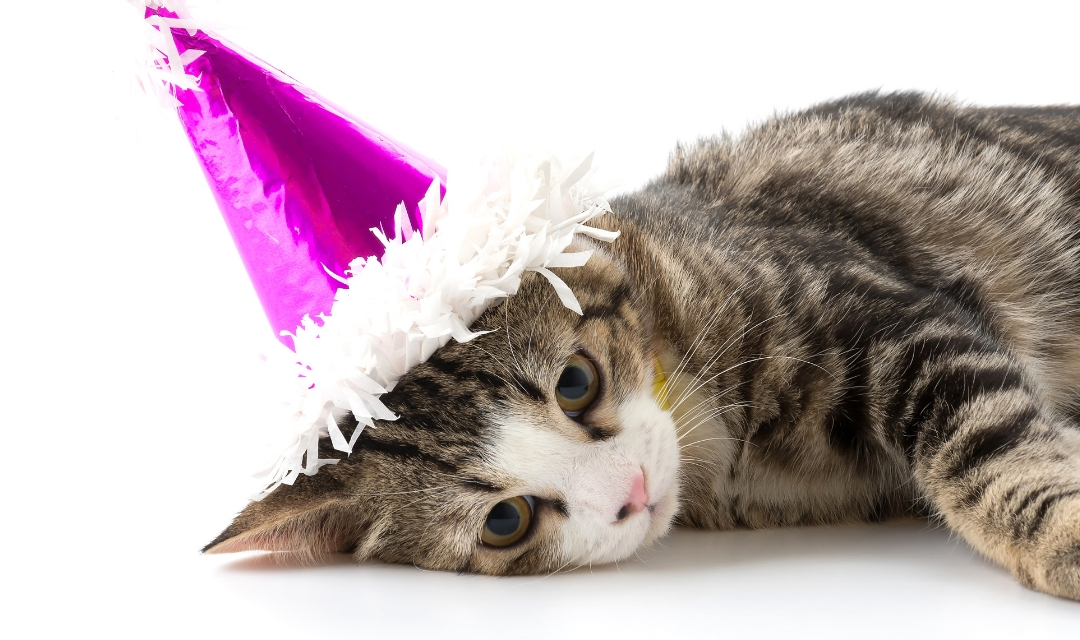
[144,2,446,347]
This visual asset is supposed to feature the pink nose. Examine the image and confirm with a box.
[618,470,649,520]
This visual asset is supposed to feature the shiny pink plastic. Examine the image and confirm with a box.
[148,7,446,347]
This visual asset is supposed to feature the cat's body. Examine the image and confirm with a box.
[207,92,1080,600]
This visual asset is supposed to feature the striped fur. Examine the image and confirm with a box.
[206,92,1080,599]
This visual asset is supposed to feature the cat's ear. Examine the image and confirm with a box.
[202,471,363,555]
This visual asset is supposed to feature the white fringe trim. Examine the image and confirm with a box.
[256,153,618,498]
[134,1,207,106]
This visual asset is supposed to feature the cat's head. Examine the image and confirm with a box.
[204,247,681,574]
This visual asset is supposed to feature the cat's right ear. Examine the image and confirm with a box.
[202,471,364,556]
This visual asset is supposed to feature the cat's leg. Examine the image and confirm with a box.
[902,337,1080,599]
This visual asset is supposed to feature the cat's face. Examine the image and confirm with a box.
[205,249,682,574]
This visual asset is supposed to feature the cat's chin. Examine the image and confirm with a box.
[578,489,677,566]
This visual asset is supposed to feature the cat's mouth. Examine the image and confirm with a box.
[640,491,677,545]
[637,469,672,521]
[639,456,680,546]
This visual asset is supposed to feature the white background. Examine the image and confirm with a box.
[5,0,1080,637]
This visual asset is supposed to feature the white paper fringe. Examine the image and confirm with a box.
[134,1,206,106]
[256,153,617,498]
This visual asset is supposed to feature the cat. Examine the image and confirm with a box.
[204,91,1080,600]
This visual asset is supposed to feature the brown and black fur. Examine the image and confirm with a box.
[206,92,1080,599]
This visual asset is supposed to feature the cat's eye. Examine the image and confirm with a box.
[481,496,535,547]
[555,354,599,416]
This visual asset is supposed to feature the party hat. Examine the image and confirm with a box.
[141,1,446,347]
[140,1,618,496]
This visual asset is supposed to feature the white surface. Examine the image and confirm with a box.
[5,0,1080,637]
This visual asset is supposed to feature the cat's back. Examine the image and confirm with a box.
[662,91,1080,217]
[612,91,1080,409]
[621,91,1080,306]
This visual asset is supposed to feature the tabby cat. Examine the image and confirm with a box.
[205,92,1080,600]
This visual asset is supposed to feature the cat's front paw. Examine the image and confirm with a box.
[1012,507,1080,601]
[1015,543,1080,601]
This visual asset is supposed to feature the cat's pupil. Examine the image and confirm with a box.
[487,501,521,536]
[557,366,591,400]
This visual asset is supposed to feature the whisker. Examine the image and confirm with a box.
[667,284,746,383]
[387,492,448,518]
[504,300,526,374]
[680,435,757,450]
[629,273,664,308]
[676,403,757,442]
[667,315,759,410]
[672,400,736,438]
[671,389,750,428]
[667,382,751,432]
[667,282,761,387]
[669,312,784,411]
[672,352,806,415]
[471,344,531,395]
[516,552,583,584]
[349,483,459,497]
[425,470,501,490]
[678,458,713,472]
[525,293,554,363]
